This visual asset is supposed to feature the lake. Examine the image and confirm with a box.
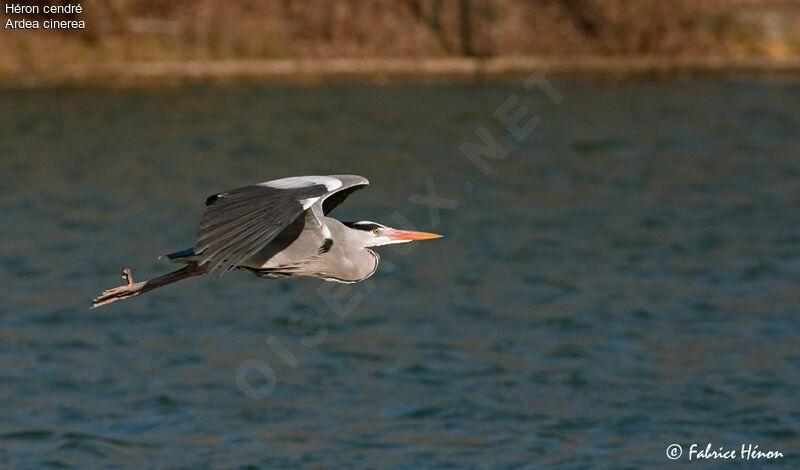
[1,79,799,468]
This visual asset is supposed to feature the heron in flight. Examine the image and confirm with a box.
[92,175,442,308]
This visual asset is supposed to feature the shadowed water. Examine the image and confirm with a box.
[1,80,799,469]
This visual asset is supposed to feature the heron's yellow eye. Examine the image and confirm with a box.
[372,228,381,235]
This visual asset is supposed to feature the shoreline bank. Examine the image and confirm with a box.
[4,56,800,88]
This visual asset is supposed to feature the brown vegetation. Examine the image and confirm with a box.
[2,0,799,83]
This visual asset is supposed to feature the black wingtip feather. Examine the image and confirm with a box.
[205,194,223,206]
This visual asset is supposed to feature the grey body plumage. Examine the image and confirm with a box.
[167,174,440,283]
[236,212,380,283]
[94,175,441,308]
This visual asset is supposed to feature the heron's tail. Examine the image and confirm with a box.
[161,248,198,262]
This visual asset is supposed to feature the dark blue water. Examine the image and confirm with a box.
[1,80,799,469]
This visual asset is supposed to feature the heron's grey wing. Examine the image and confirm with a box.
[195,176,344,274]
[321,174,369,214]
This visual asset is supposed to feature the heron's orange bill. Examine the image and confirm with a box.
[385,229,443,241]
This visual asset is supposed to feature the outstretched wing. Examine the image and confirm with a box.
[321,174,369,214]
[195,175,369,274]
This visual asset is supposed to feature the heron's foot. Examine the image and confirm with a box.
[92,268,147,309]
[91,263,206,309]
[122,267,134,285]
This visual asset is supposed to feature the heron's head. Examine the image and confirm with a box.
[344,221,442,248]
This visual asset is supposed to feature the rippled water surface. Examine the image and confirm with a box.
[1,80,799,469]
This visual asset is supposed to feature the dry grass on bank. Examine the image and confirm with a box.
[2,0,800,83]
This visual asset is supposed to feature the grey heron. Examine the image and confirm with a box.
[92,175,442,308]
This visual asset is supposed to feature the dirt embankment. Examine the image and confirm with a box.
[3,0,800,86]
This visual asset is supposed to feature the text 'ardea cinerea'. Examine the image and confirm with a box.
[92,175,442,308]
